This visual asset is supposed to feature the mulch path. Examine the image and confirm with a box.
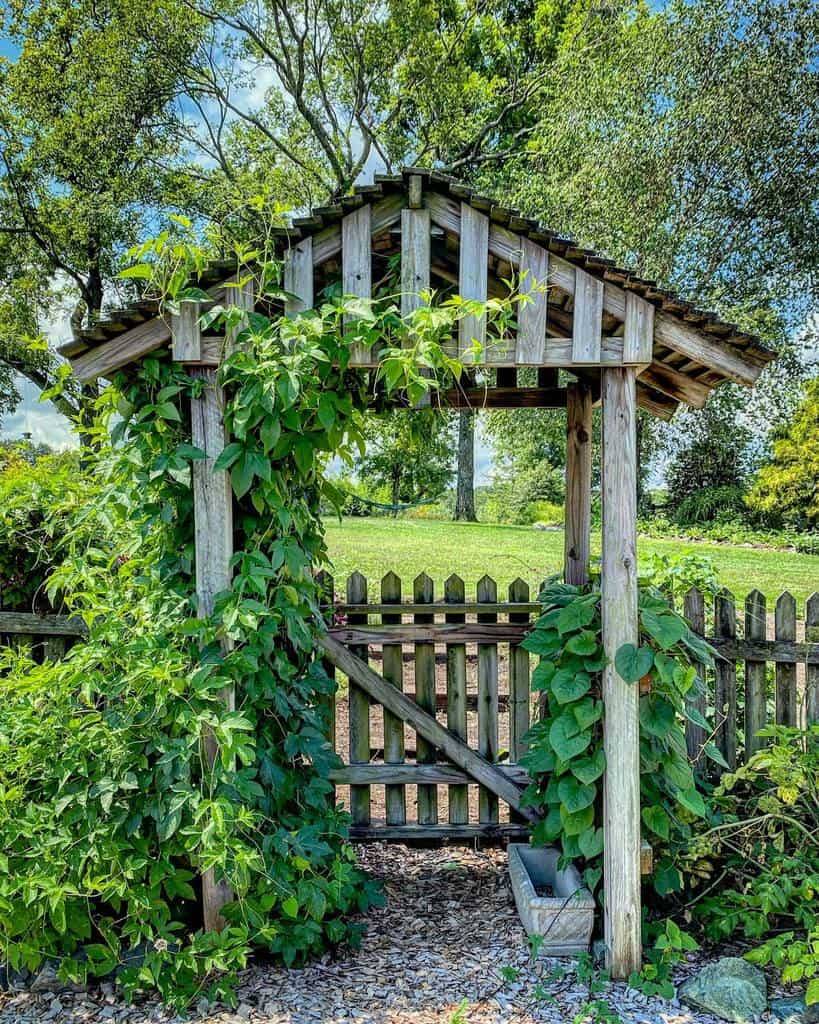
[0,844,732,1024]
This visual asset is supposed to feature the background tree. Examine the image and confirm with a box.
[747,377,819,530]
[0,0,197,424]
[355,409,454,510]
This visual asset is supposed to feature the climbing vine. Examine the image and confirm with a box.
[0,243,519,1007]
[520,570,721,898]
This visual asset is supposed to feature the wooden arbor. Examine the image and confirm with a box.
[60,168,776,977]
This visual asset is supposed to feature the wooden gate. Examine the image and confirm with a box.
[318,570,539,843]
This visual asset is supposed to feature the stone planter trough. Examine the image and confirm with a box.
[508,843,596,954]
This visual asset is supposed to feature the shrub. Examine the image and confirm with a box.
[483,461,564,525]
[673,484,748,526]
[0,448,89,611]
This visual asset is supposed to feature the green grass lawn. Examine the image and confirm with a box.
[324,517,819,608]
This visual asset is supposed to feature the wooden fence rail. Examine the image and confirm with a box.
[2,579,818,845]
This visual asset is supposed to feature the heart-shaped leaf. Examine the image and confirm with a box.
[558,775,597,813]
[549,715,592,762]
[571,748,606,784]
[552,669,591,704]
[615,643,654,683]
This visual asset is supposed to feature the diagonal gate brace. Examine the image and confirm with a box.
[318,633,539,822]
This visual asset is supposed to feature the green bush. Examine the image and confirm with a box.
[0,447,89,611]
[674,484,748,526]
[483,461,564,525]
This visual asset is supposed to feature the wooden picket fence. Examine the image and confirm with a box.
[1,577,818,844]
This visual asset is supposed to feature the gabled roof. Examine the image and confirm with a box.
[59,167,776,419]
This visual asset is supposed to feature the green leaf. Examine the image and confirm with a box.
[579,827,604,859]
[281,896,299,918]
[154,401,181,422]
[556,600,596,635]
[806,978,819,1006]
[557,775,597,813]
[572,697,602,731]
[531,660,556,692]
[213,442,244,471]
[566,631,599,656]
[552,669,591,704]
[571,748,606,784]
[560,803,595,836]
[615,643,654,682]
[641,805,670,839]
[317,393,336,430]
[641,609,687,650]
[653,859,683,895]
[523,629,562,656]
[677,787,706,817]
[549,714,592,761]
[119,263,154,280]
[639,697,676,738]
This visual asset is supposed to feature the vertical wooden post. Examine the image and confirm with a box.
[775,592,797,726]
[445,574,468,824]
[807,593,819,728]
[477,575,499,825]
[744,590,768,756]
[600,366,641,978]
[190,367,234,932]
[347,572,370,825]
[714,591,737,769]
[414,573,438,825]
[683,587,707,765]
[564,382,593,586]
[381,571,406,825]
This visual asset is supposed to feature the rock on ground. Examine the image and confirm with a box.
[0,844,786,1024]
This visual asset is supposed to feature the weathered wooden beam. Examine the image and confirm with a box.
[331,600,540,616]
[328,622,530,645]
[284,237,313,317]
[517,239,549,363]
[601,365,642,978]
[171,300,202,361]
[318,633,539,820]
[401,207,431,317]
[564,382,593,586]
[623,291,654,365]
[331,763,530,786]
[225,277,256,351]
[572,268,603,363]
[639,363,710,408]
[458,202,489,358]
[72,315,172,382]
[439,386,569,409]
[190,368,234,931]
[347,823,530,842]
[343,205,373,366]
[0,611,86,636]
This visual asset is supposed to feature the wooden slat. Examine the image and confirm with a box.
[381,572,405,825]
[318,634,537,820]
[0,612,85,636]
[315,570,336,751]
[347,572,371,825]
[401,208,431,317]
[572,268,603,363]
[414,573,438,825]
[284,237,313,317]
[708,637,819,663]
[343,205,373,365]
[683,588,707,764]
[458,203,489,359]
[334,601,541,616]
[517,238,548,363]
[714,591,737,769]
[477,576,499,824]
[332,763,529,785]
[775,592,797,726]
[43,636,67,661]
[600,365,641,978]
[190,367,234,931]
[440,386,569,409]
[445,575,469,824]
[807,593,819,727]
[744,590,767,757]
[623,292,654,364]
[329,622,530,645]
[638,362,710,408]
[508,578,531,764]
[564,382,593,586]
[171,300,202,361]
[224,277,255,352]
[348,823,530,842]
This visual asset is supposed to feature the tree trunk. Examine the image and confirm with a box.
[390,463,401,517]
[455,409,476,521]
